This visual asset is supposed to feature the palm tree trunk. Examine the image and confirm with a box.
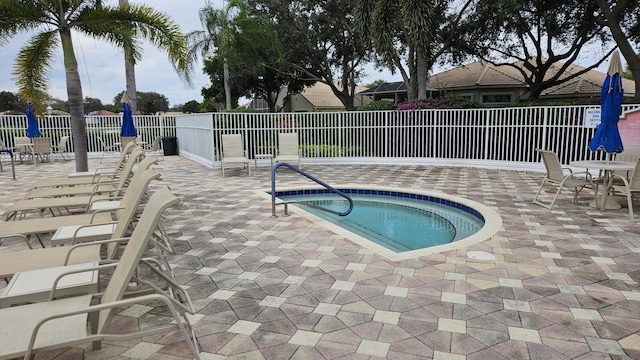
[223,57,232,110]
[120,0,138,113]
[60,29,88,172]
[417,52,428,100]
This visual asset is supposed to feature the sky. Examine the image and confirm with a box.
[0,1,618,108]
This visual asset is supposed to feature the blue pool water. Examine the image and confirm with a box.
[277,190,485,253]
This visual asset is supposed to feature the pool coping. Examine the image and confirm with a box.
[259,184,503,262]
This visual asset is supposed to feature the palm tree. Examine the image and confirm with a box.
[187,0,276,110]
[119,0,138,114]
[0,0,191,171]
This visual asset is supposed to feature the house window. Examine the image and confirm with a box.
[482,94,512,103]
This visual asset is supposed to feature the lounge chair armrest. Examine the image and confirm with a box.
[49,262,119,300]
[0,233,34,249]
[70,221,118,245]
[64,237,131,264]
[88,207,124,221]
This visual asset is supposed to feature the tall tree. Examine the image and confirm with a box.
[188,0,276,110]
[0,0,191,171]
[252,0,372,110]
[355,0,477,100]
[119,0,138,113]
[595,0,640,100]
[464,0,612,100]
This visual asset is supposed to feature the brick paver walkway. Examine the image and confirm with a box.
[1,155,639,359]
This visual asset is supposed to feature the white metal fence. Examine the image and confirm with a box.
[0,114,176,157]
[176,105,640,171]
[3,105,639,172]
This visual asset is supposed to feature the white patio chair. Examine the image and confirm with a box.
[98,136,118,163]
[53,135,71,161]
[220,134,251,177]
[274,132,302,168]
[610,158,640,220]
[533,149,595,209]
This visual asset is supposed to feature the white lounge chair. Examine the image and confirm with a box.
[274,132,302,168]
[220,134,251,177]
[0,187,201,359]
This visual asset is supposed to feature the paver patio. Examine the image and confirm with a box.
[0,155,639,359]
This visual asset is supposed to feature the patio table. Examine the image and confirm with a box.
[571,160,636,210]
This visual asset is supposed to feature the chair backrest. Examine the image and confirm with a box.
[221,134,246,158]
[56,136,70,153]
[0,139,6,149]
[113,149,153,195]
[33,137,51,153]
[14,136,31,151]
[278,133,299,156]
[629,158,640,190]
[537,149,565,182]
[98,187,179,333]
[107,167,163,258]
[120,136,137,153]
[151,135,162,151]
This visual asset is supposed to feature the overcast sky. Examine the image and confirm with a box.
[0,1,616,108]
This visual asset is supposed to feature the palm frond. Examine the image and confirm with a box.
[0,0,50,45]
[12,31,58,114]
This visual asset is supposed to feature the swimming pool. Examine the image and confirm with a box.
[271,186,502,261]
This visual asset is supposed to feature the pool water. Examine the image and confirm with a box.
[278,193,484,253]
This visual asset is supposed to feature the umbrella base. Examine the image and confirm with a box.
[589,196,622,210]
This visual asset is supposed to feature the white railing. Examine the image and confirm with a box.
[176,104,640,171]
[0,114,176,157]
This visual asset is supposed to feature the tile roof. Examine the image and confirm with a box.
[299,81,369,108]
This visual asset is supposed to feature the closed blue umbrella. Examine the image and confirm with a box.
[120,93,137,137]
[25,103,41,138]
[588,51,624,155]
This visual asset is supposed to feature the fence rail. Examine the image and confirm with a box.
[2,105,639,172]
[0,114,177,155]
[176,104,640,171]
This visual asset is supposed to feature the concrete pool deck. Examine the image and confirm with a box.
[1,155,639,359]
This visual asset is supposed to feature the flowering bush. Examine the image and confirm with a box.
[398,96,481,110]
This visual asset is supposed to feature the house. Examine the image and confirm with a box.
[86,109,118,125]
[246,81,370,112]
[358,60,636,105]
[426,60,636,104]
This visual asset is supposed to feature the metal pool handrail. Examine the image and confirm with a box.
[271,162,353,217]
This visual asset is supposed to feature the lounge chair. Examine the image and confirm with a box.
[610,158,640,220]
[35,142,140,189]
[0,168,162,280]
[0,187,201,360]
[21,147,145,200]
[220,134,251,177]
[98,136,118,163]
[274,132,302,168]
[533,149,594,209]
[4,154,154,220]
[52,135,70,161]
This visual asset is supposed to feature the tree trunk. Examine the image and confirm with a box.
[120,0,138,113]
[223,57,232,110]
[417,52,428,100]
[596,0,640,100]
[60,29,88,172]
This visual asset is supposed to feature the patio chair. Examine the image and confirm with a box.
[533,149,595,209]
[14,136,33,163]
[144,135,163,160]
[610,158,640,220]
[29,137,53,163]
[220,134,251,177]
[0,168,162,280]
[98,136,118,163]
[0,187,201,360]
[52,135,70,161]
[4,153,154,220]
[274,132,302,169]
[21,147,146,200]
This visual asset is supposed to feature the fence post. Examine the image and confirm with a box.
[541,106,549,151]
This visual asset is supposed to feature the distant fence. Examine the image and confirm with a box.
[0,114,176,155]
[176,104,640,171]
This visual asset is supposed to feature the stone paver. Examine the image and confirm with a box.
[2,156,640,359]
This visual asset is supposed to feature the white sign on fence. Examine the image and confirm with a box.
[584,108,601,128]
